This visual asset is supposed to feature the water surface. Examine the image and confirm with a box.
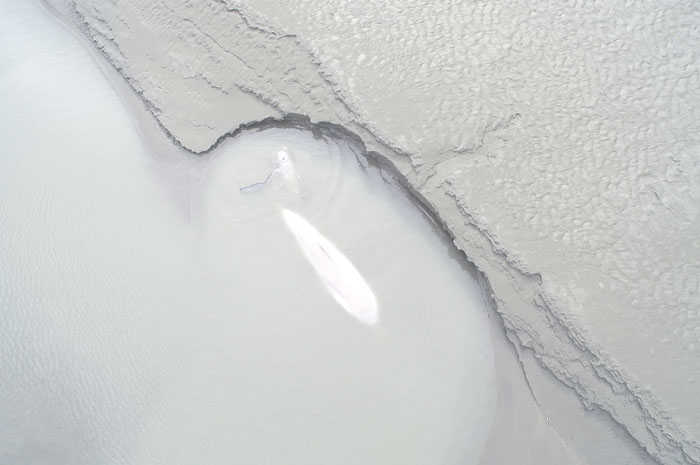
[0,2,496,464]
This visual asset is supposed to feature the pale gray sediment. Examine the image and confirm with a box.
[55,1,700,463]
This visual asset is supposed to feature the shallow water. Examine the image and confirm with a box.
[0,2,497,464]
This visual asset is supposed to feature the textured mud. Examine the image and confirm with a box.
[57,1,700,464]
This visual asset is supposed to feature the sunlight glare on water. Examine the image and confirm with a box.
[281,208,379,326]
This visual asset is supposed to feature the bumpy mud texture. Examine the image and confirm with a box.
[64,1,699,464]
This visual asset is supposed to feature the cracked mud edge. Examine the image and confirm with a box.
[62,3,698,464]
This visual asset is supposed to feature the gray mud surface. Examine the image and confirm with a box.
[40,1,700,463]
